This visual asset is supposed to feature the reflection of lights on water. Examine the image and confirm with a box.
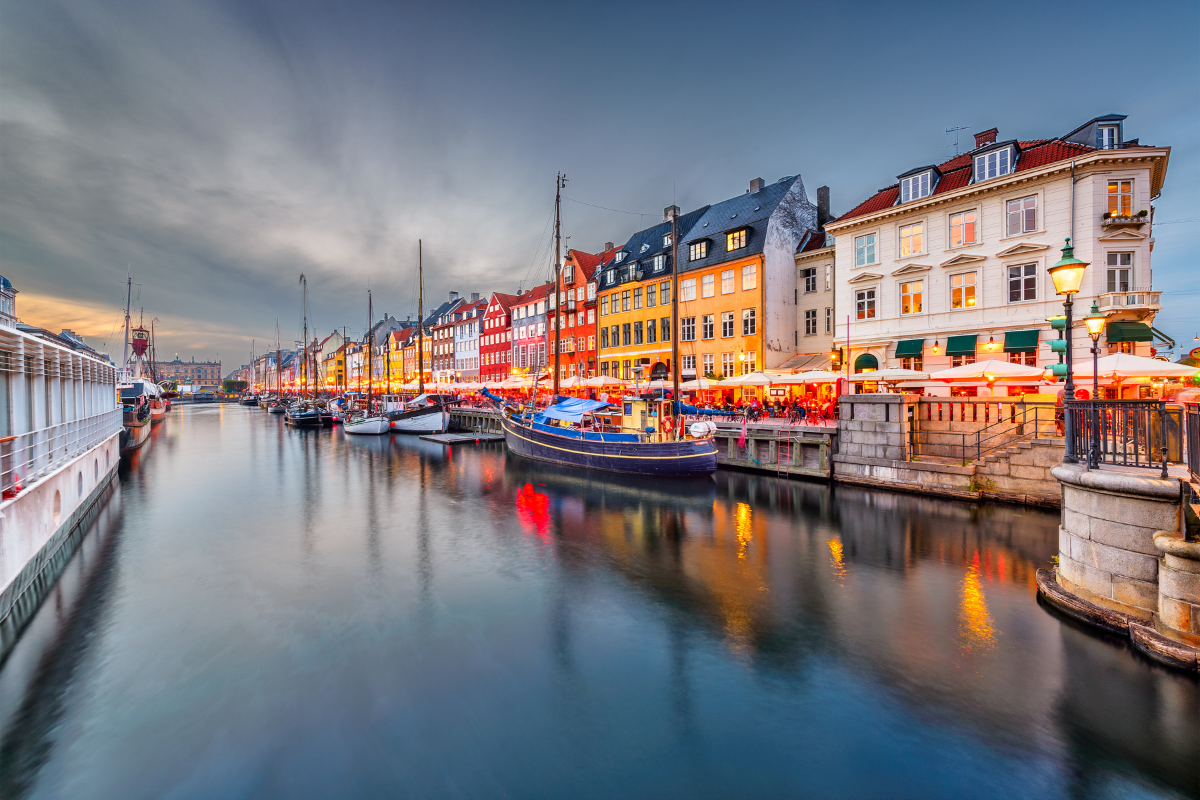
[515,483,551,538]
[828,540,846,583]
[735,502,752,560]
[959,554,997,655]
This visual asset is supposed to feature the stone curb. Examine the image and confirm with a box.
[1153,530,1200,559]
[1129,621,1200,672]
[1050,464,1181,500]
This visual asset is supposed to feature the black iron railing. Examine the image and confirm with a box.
[912,404,1057,466]
[1186,402,1200,483]
[1066,399,1183,476]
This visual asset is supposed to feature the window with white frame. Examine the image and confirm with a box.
[825,307,831,334]
[702,354,714,376]
[680,278,696,301]
[663,234,672,248]
[1107,252,1133,292]
[854,234,876,267]
[621,290,630,312]
[742,351,757,374]
[803,268,817,293]
[600,295,609,316]
[614,251,625,263]
[721,352,734,377]
[681,355,696,372]
[701,314,714,339]
[659,282,670,305]
[973,148,1011,181]
[1005,195,1037,236]
[855,289,876,320]
[900,280,923,315]
[727,229,747,251]
[689,241,708,261]
[563,264,574,284]
[949,210,977,247]
[950,271,977,309]
[901,357,922,371]
[1008,351,1037,366]
[898,223,923,257]
[702,273,715,298]
[742,308,756,336]
[721,269,735,294]
[680,317,696,341]
[825,264,832,290]
[951,353,976,367]
[651,254,666,272]
[646,284,656,307]
[742,264,757,291]
[804,309,817,335]
[1098,126,1119,150]
[1007,263,1037,302]
[900,171,932,203]
[1107,180,1133,217]
[721,311,734,338]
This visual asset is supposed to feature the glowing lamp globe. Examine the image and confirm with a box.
[1083,302,1106,340]
[1048,238,1088,296]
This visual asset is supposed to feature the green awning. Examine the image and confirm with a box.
[894,338,924,357]
[853,353,879,372]
[1107,322,1153,343]
[945,334,977,356]
[1003,329,1039,353]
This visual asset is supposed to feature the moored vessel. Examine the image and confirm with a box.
[388,394,451,435]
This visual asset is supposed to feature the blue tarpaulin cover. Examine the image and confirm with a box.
[538,397,614,423]
[677,402,738,417]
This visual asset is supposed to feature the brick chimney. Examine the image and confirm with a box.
[816,186,830,230]
[449,291,459,302]
[663,205,679,222]
[604,242,614,252]
[749,177,765,193]
[974,128,998,148]
[470,292,480,302]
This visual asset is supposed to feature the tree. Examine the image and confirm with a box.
[223,379,249,393]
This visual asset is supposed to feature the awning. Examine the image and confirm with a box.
[1106,322,1153,343]
[1003,329,1039,353]
[894,338,924,358]
[853,353,879,372]
[945,334,978,355]
[539,397,614,423]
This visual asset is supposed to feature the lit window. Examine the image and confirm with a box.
[702,274,715,298]
[855,289,876,320]
[742,308,756,336]
[900,280,923,315]
[680,317,696,342]
[702,314,714,340]
[973,148,1011,181]
[1006,195,1037,236]
[742,351,757,374]
[854,234,877,267]
[1107,253,1132,292]
[680,279,696,301]
[721,352,734,377]
[951,354,976,367]
[1107,180,1132,218]
[646,285,656,307]
[901,357,922,371]
[1008,351,1037,366]
[949,210,977,247]
[702,354,714,376]
[1008,263,1037,303]
[721,270,735,294]
[727,230,746,251]
[741,264,757,291]
[689,241,708,261]
[898,223,923,257]
[950,272,977,309]
[804,309,817,335]
[900,171,932,203]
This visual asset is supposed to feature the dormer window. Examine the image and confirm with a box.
[614,251,626,263]
[663,234,672,248]
[1098,125,1119,150]
[900,171,933,203]
[651,254,666,272]
[973,147,1013,182]
[640,243,650,253]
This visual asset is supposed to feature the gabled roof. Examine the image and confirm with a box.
[596,206,708,289]
[486,291,520,315]
[796,228,831,254]
[677,176,803,273]
[568,249,602,277]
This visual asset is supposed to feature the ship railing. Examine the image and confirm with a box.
[0,408,123,498]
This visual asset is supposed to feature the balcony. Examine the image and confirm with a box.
[1100,213,1149,229]
[1097,288,1161,312]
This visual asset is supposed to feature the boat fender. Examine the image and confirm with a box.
[689,421,717,438]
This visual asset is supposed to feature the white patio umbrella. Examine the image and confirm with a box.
[845,368,929,382]
[557,376,582,389]
[718,372,775,387]
[400,380,421,391]
[680,378,714,390]
[462,381,484,390]
[770,370,844,384]
[582,375,626,388]
[928,359,1047,381]
[1071,353,1199,380]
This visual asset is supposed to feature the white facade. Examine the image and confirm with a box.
[825,127,1169,397]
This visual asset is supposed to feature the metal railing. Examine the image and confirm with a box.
[1066,399,1182,476]
[1184,403,1199,483]
[0,409,122,498]
[1097,288,1161,311]
[913,404,1057,465]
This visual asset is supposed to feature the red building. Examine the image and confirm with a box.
[480,291,519,382]
[549,247,611,379]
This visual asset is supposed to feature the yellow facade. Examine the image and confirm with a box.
[597,252,765,382]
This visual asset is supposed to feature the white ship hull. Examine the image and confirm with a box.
[344,416,390,435]
[390,408,450,435]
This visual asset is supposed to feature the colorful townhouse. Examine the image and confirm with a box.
[549,248,605,380]
[510,283,553,375]
[823,114,1171,397]
[452,296,487,380]
[480,291,518,382]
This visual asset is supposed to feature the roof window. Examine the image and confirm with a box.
[900,171,933,203]
[614,251,626,263]
[640,243,650,253]
[973,146,1013,182]
[1098,125,1120,150]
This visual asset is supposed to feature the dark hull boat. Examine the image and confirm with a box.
[119,413,152,454]
[499,414,717,477]
[285,405,323,427]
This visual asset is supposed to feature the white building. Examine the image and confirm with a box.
[823,115,1171,397]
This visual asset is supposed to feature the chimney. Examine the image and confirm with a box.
[471,292,480,302]
[816,186,830,230]
[517,287,524,296]
[449,290,459,302]
[663,205,679,222]
[749,177,765,193]
[604,242,614,252]
[973,128,998,148]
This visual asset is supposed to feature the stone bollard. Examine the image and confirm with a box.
[1152,532,1200,645]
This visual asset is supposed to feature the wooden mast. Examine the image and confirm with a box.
[552,172,565,396]
[366,289,373,413]
[418,240,425,395]
[299,274,308,400]
[670,205,680,418]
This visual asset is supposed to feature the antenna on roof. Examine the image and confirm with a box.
[945,126,970,156]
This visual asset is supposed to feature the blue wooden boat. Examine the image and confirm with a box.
[498,396,717,477]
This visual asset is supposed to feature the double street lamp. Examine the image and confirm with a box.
[1047,238,1089,464]
[1083,301,1107,468]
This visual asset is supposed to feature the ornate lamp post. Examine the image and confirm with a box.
[1083,302,1106,468]
[1048,238,1089,464]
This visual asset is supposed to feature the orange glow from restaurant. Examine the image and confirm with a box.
[515,483,550,538]
[958,553,997,655]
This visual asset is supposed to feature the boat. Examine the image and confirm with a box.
[269,399,287,414]
[388,393,451,435]
[344,413,391,435]
[285,402,323,427]
[193,390,216,403]
[344,289,390,435]
[148,383,167,424]
[118,378,155,453]
[239,393,259,406]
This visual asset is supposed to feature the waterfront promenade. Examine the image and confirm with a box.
[0,404,1195,798]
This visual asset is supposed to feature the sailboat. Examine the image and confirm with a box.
[496,175,718,476]
[286,274,323,428]
[388,239,451,435]
[344,290,390,435]
[118,282,155,453]
[269,322,287,413]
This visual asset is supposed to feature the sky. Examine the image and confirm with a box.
[2,0,1197,368]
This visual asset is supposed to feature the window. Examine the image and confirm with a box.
[659,282,671,305]
[702,354,714,376]
[702,314,714,339]
[606,271,615,286]
[702,274,715,298]
[951,353,976,367]
[974,148,1011,181]
[600,361,609,376]
[743,351,757,374]
[587,309,595,324]
[949,210,977,247]
[587,335,595,351]
[634,321,643,345]
[742,264,757,291]
[640,243,650,254]
[721,311,735,338]
[610,325,619,348]
[900,280,923,315]
[825,264,832,290]
[633,287,642,310]
[651,254,666,273]
[660,317,670,342]
[720,353,734,377]
[623,360,631,380]
[680,317,696,341]
[802,268,817,293]
[587,282,596,300]
[901,357,923,371]
[854,234,876,267]
[898,222,923,257]
[1107,252,1133,292]
[1098,126,1119,150]
[727,230,746,251]
[601,328,609,349]
[647,318,657,343]
[804,309,817,335]
[1107,180,1133,218]
[622,323,631,346]
[621,290,630,312]
[563,264,574,285]
[614,251,626,263]
[901,171,931,203]
[742,308,756,336]
[855,289,876,320]
[689,241,708,261]
[950,272,977,309]
[1006,195,1037,236]
[1009,351,1037,366]
[680,278,696,301]
[676,355,694,374]
[646,285,656,307]
[1008,264,1037,302]
[825,307,831,334]
[663,234,672,248]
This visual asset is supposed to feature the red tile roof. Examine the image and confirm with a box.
[487,291,520,313]
[796,229,830,253]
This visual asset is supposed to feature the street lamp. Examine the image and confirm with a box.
[1083,301,1106,469]
[1048,238,1089,464]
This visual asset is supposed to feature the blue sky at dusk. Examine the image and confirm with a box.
[2,0,1197,361]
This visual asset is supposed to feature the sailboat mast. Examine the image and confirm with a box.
[122,276,132,372]
[299,274,308,399]
[366,289,373,412]
[552,173,564,396]
[418,240,425,395]
[670,206,680,408]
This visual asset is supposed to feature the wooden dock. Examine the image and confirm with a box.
[420,431,505,444]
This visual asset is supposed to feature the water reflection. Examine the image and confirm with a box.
[0,408,1195,799]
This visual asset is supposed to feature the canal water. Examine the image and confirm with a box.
[0,406,1196,799]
